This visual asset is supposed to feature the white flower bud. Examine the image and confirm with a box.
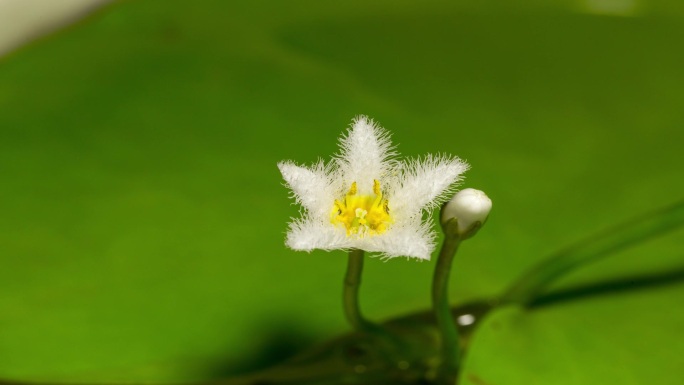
[441,188,492,236]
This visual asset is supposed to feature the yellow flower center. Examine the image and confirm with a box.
[331,180,392,237]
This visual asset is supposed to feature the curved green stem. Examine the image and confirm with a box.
[432,236,462,382]
[499,200,684,306]
[343,249,374,332]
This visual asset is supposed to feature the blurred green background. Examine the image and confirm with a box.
[1,0,683,383]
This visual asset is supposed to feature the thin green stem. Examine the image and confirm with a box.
[499,200,684,306]
[343,249,373,332]
[432,236,462,382]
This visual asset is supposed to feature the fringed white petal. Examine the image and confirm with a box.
[285,215,434,260]
[335,115,396,195]
[285,217,352,251]
[278,160,337,219]
[391,154,469,217]
[356,219,435,260]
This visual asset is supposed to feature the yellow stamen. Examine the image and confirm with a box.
[331,180,392,237]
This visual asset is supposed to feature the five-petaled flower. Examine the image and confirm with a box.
[278,116,469,260]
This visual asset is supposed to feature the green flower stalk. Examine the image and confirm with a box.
[433,189,492,383]
[343,249,374,332]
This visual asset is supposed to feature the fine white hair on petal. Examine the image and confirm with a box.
[335,115,397,194]
[357,219,435,260]
[390,154,469,218]
[277,160,338,220]
[286,216,352,251]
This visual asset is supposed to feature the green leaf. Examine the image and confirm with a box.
[463,282,684,384]
[1,0,683,383]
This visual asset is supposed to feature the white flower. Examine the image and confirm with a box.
[441,188,492,235]
[278,116,469,260]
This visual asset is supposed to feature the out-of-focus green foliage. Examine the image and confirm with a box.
[0,0,683,383]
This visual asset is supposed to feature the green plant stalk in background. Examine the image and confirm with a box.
[500,199,684,306]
